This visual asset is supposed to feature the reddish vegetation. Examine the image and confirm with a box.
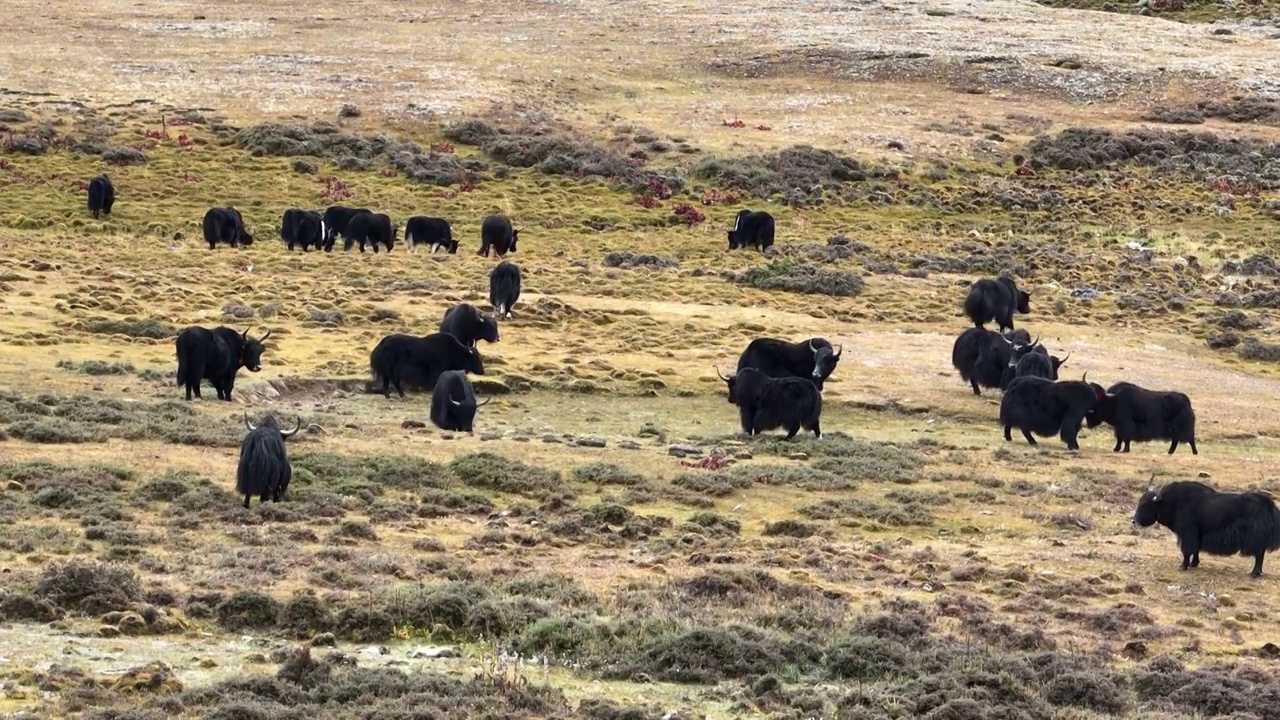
[1209,175,1260,198]
[672,203,706,226]
[633,194,660,209]
[701,189,741,206]
[0,158,15,171]
[457,170,479,193]
[680,455,730,471]
[177,133,194,149]
[430,142,455,154]
[144,129,167,140]
[162,114,191,127]
[722,117,746,129]
[381,169,398,178]
[755,124,772,131]
[645,178,673,200]
[1015,163,1036,176]
[72,178,88,190]
[319,176,354,202]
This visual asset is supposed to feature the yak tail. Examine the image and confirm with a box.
[961,288,984,326]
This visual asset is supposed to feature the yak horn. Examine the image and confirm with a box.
[834,343,843,357]
[1081,371,1088,383]
[476,397,492,407]
[449,394,462,407]
[714,365,730,381]
[1058,351,1072,367]
[1000,334,1014,345]
[259,329,272,343]
[280,416,302,438]
[244,413,256,431]
[808,339,818,353]
[1031,334,1040,348]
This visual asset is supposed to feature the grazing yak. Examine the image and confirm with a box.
[716,366,822,439]
[281,208,325,252]
[1134,480,1280,578]
[202,207,254,249]
[405,216,456,254]
[998,373,1103,451]
[370,332,485,399]
[236,413,300,510]
[429,370,491,432]
[175,326,271,401]
[728,209,775,251]
[321,205,372,251]
[345,212,396,253]
[87,174,115,219]
[950,327,1032,396]
[440,303,500,347]
[1086,381,1198,455]
[479,214,518,258]
[963,276,1031,332]
[736,337,842,391]
[489,261,522,319]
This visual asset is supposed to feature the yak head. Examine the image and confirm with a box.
[715,365,739,404]
[1000,328,1032,346]
[1133,478,1162,527]
[472,305,500,343]
[463,346,486,375]
[809,339,842,385]
[244,412,301,439]
[1050,351,1071,379]
[239,328,271,372]
[1017,288,1032,314]
[1084,378,1116,428]
[1004,334,1041,367]
[509,229,519,253]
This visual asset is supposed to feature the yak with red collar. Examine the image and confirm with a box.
[175,326,271,401]
[998,372,1103,451]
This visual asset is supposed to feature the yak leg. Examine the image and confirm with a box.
[811,420,821,439]
[1189,437,1199,455]
[1190,551,1200,568]
[1021,429,1037,446]
[1004,425,1013,442]
[970,378,982,396]
[393,374,407,399]
[1060,415,1083,451]
[1251,553,1265,578]
[242,494,251,510]
[1179,535,1200,570]
[785,423,800,440]
[1168,439,1179,455]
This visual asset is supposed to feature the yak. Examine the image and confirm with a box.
[202,207,254,249]
[950,327,1032,396]
[87,174,115,220]
[998,373,1103,451]
[997,336,1070,390]
[370,332,485,399]
[440,303,500,347]
[1087,381,1198,455]
[236,413,300,510]
[405,216,456,254]
[479,214,518,258]
[281,208,325,251]
[1134,480,1280,578]
[175,326,270,401]
[345,212,396,253]
[728,209,775,251]
[736,337,842,392]
[429,370,491,432]
[321,205,372,251]
[716,366,822,439]
[963,276,1031,332]
[489,261,522,319]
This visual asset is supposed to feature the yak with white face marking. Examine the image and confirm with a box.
[735,337,841,391]
[429,370,491,432]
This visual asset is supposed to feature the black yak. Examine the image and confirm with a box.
[281,208,325,251]
[87,174,115,219]
[716,366,822,439]
[998,373,1103,451]
[736,337,842,391]
[236,413,300,510]
[728,209,775,251]
[321,205,372,251]
[950,327,1032,396]
[440,303,499,347]
[488,261,522,319]
[1134,480,1280,578]
[370,332,485,399]
[202,207,254,249]
[175,326,271,401]
[996,336,1070,390]
[479,214,518,258]
[429,370,491,432]
[345,212,396,253]
[1086,381,1198,455]
[963,276,1031,332]
[405,216,456,254]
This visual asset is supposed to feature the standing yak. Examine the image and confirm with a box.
[345,212,397,253]
[489,261,522,319]
[737,337,842,391]
[405,216,456,254]
[429,370,491,432]
[370,333,485,399]
[236,413,300,510]
[321,205,372,251]
[1134,480,1280,578]
[281,208,325,251]
[963,276,1031,333]
[716,366,822,439]
[728,209,776,251]
[479,214,518,258]
[1086,381,1199,455]
[203,207,254,249]
[87,174,115,220]
[998,373,1103,451]
[951,327,1032,396]
[175,326,271,401]
[440,303,500,347]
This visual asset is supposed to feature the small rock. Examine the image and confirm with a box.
[618,440,641,450]
[1260,642,1280,658]
[480,432,502,441]
[359,645,390,657]
[311,632,337,647]
[788,452,809,461]
[5,480,24,491]
[734,451,753,460]
[199,658,218,668]
[512,435,530,443]
[117,612,147,635]
[244,653,269,664]
[1122,640,1148,660]
[577,437,607,448]
[1219,594,1237,608]
[401,420,426,430]
[439,432,455,440]
[1198,471,1211,479]
[411,645,461,659]
[542,434,563,444]
[668,445,703,457]
[97,626,121,638]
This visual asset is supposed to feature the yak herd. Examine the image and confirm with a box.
[81,175,1280,579]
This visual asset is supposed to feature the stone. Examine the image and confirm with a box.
[411,645,461,659]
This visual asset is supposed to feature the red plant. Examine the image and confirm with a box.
[680,455,730,471]
[672,203,706,226]
[319,175,354,202]
[145,128,167,140]
[71,178,88,190]
[633,194,660,209]
[1208,176,1260,198]
[700,188,740,206]
[163,114,191,127]
[645,178,673,200]
[626,156,647,167]
[431,142,455,154]
[381,169,397,178]
[755,124,772,131]
[457,169,478,192]
[0,158,15,171]
[722,118,746,129]
[896,178,911,190]
[177,133,194,149]
[1015,163,1035,176]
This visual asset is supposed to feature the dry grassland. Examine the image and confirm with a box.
[2,0,1280,718]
